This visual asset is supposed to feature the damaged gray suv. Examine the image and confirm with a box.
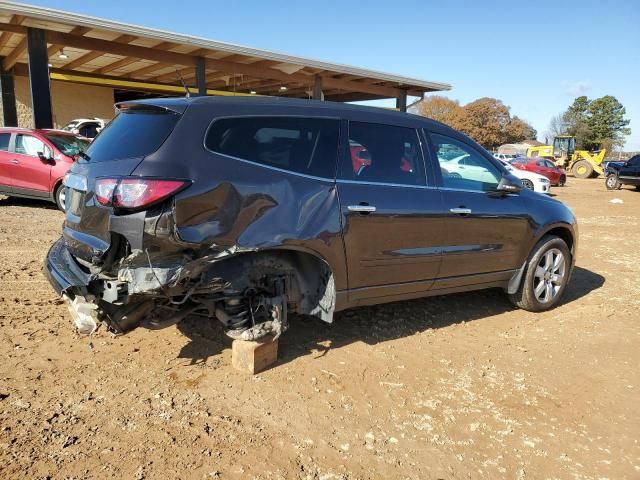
[45,96,577,340]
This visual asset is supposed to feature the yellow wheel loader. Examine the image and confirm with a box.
[527,136,606,178]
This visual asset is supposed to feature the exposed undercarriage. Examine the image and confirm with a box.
[65,245,336,341]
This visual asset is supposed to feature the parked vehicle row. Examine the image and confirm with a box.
[510,156,567,186]
[0,127,90,210]
[44,97,577,344]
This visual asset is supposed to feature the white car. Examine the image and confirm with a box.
[498,159,550,194]
[62,118,107,139]
[441,154,501,184]
[494,152,516,161]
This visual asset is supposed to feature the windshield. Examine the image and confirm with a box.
[84,110,179,162]
[45,134,90,156]
[62,121,79,132]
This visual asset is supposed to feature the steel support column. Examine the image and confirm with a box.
[396,90,407,112]
[196,56,206,96]
[0,57,18,126]
[312,75,324,100]
[26,28,53,129]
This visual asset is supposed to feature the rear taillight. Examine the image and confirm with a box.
[95,178,118,205]
[94,177,189,210]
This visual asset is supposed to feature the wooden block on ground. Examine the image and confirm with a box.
[232,335,278,374]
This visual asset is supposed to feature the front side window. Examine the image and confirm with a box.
[205,117,339,178]
[429,133,502,191]
[15,134,51,158]
[338,122,426,186]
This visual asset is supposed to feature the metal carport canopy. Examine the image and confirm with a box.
[0,1,450,102]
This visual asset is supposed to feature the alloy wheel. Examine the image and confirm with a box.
[57,186,66,211]
[533,248,566,304]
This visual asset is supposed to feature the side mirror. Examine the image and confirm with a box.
[495,174,523,194]
[37,152,54,165]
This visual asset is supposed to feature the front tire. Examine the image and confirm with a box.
[573,160,593,179]
[521,179,534,190]
[54,184,66,212]
[508,235,571,312]
[605,174,621,190]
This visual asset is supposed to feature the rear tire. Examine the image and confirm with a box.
[558,175,566,187]
[54,184,66,212]
[635,185,640,191]
[573,160,593,179]
[521,179,534,190]
[605,174,621,190]
[508,235,571,312]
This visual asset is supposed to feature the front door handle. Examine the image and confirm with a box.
[10,159,19,164]
[348,204,376,213]
[450,207,472,215]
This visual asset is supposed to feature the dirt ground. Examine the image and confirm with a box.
[0,178,638,479]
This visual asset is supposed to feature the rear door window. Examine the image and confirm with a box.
[338,121,426,186]
[205,116,339,178]
[85,110,179,162]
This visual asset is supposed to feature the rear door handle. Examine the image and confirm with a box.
[10,159,19,164]
[450,207,472,215]
[348,204,376,213]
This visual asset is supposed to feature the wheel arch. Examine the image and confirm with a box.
[208,246,338,323]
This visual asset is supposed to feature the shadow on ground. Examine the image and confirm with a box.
[0,196,57,210]
[176,266,604,366]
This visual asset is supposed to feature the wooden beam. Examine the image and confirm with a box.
[153,67,195,84]
[124,48,208,78]
[47,26,90,57]
[3,36,26,70]
[0,16,25,51]
[46,30,195,66]
[0,22,410,98]
[61,34,138,69]
[95,41,178,75]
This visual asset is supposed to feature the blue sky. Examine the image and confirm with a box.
[28,0,640,150]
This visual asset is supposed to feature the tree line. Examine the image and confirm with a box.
[416,96,537,150]
[416,94,631,153]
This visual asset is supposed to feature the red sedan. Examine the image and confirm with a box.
[511,157,566,186]
[0,128,90,210]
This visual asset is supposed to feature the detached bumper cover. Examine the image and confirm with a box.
[44,237,93,296]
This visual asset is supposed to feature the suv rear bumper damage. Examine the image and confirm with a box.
[44,238,94,296]
[45,234,336,340]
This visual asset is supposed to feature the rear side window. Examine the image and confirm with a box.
[205,117,339,178]
[0,133,10,151]
[85,110,179,162]
[338,122,426,186]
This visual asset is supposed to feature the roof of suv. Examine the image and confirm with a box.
[117,95,451,130]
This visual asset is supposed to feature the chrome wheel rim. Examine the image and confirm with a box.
[522,179,534,190]
[606,176,617,188]
[58,187,66,210]
[533,248,566,304]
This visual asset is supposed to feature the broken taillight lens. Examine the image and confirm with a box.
[94,177,188,210]
[95,178,118,205]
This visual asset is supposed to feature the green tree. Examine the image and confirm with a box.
[559,95,630,150]
[584,95,631,150]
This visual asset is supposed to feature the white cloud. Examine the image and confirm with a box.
[561,80,592,97]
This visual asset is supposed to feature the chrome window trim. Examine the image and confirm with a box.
[203,114,341,182]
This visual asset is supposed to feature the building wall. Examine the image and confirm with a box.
[0,76,115,128]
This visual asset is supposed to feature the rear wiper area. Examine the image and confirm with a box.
[77,150,91,161]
